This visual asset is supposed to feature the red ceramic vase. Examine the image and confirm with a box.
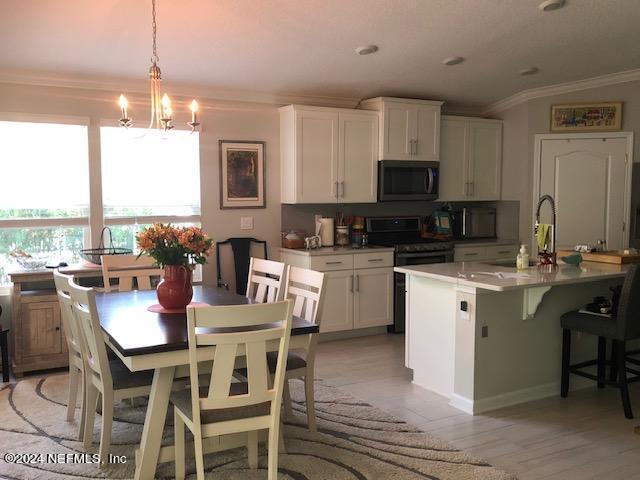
[156,265,193,310]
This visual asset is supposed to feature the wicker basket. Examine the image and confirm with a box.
[79,227,132,265]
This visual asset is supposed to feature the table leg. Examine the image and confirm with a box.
[134,366,176,480]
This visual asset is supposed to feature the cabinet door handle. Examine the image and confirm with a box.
[464,182,469,196]
[414,139,418,155]
[469,182,475,196]
[497,250,511,255]
[326,261,343,265]
[464,252,479,256]
[368,258,383,262]
[335,181,339,198]
[355,274,359,292]
[350,275,354,292]
[339,181,345,198]
[55,326,60,331]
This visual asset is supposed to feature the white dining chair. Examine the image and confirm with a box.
[245,257,286,303]
[269,266,325,431]
[67,279,154,462]
[101,254,163,292]
[53,270,87,440]
[172,300,293,480]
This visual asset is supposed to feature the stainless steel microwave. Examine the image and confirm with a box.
[378,160,439,201]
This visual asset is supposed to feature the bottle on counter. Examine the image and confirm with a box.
[516,244,530,270]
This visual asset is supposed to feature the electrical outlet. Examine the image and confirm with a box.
[459,300,470,320]
[482,325,489,338]
[240,217,254,230]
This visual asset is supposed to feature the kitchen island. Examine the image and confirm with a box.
[395,261,631,414]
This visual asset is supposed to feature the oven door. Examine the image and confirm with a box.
[392,250,453,333]
[378,160,439,201]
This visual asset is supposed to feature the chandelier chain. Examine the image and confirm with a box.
[151,0,159,64]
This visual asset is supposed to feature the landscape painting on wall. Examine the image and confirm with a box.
[219,140,265,209]
[551,102,622,132]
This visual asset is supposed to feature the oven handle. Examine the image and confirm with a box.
[396,251,454,259]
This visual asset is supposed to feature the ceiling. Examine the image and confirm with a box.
[1,0,639,108]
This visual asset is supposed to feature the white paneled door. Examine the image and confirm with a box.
[537,135,632,250]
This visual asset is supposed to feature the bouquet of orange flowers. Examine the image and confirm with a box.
[136,223,214,267]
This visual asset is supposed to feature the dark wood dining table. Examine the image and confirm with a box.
[96,286,318,480]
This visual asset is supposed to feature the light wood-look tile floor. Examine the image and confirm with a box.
[315,334,640,480]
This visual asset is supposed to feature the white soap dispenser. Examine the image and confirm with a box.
[516,244,529,270]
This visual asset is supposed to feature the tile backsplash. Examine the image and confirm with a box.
[281,200,520,240]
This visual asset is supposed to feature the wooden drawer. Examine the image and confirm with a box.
[310,254,354,271]
[454,246,486,262]
[486,244,519,260]
[353,251,394,269]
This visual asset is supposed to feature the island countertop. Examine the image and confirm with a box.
[394,261,628,292]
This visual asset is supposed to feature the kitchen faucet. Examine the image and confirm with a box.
[535,194,557,266]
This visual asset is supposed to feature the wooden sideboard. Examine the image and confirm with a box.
[8,264,103,376]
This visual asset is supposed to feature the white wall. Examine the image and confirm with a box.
[0,82,282,286]
[497,79,640,244]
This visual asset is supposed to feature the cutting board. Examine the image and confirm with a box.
[558,249,640,264]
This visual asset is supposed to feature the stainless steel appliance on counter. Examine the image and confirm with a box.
[451,207,497,240]
[378,160,439,201]
[366,216,454,333]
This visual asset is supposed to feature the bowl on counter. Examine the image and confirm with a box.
[16,256,48,270]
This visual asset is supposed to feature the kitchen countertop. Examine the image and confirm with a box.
[280,246,394,256]
[454,238,520,247]
[395,261,628,292]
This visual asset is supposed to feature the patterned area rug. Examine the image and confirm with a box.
[0,373,516,479]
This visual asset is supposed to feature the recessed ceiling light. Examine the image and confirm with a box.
[443,56,465,66]
[355,45,378,56]
[520,67,540,76]
[538,0,565,12]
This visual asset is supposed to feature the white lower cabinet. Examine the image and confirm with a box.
[353,267,394,329]
[319,270,354,333]
[280,249,394,333]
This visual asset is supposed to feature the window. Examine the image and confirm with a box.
[100,127,200,219]
[0,121,90,285]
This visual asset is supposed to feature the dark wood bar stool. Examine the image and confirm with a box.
[0,306,9,383]
[560,264,640,419]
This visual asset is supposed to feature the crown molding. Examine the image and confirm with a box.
[483,68,640,115]
[0,69,361,109]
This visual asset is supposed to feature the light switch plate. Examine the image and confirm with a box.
[240,217,254,230]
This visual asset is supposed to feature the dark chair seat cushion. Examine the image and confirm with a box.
[171,382,270,423]
[561,310,619,339]
[109,359,154,391]
[266,351,307,374]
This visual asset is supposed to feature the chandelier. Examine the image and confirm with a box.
[118,0,200,132]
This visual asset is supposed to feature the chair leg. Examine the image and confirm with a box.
[279,419,286,454]
[247,430,258,469]
[173,409,185,480]
[194,433,205,480]
[282,380,293,418]
[83,384,99,450]
[78,372,86,441]
[561,329,571,397]
[616,340,633,419]
[67,365,80,422]
[597,336,607,389]
[1,331,9,383]
[304,371,317,432]
[98,390,114,464]
[610,341,619,382]
[268,426,279,480]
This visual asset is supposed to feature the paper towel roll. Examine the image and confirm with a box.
[319,217,334,246]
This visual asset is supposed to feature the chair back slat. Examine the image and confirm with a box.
[186,301,293,422]
[101,254,163,293]
[53,270,83,360]
[246,257,286,304]
[285,266,325,325]
[67,280,112,388]
[617,264,640,340]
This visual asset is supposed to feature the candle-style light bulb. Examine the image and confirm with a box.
[190,99,198,123]
[119,94,128,118]
[161,93,171,118]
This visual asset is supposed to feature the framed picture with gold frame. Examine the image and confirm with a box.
[550,102,622,132]
[219,140,266,209]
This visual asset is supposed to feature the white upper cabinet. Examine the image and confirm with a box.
[438,115,502,201]
[280,105,378,204]
[360,97,443,161]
